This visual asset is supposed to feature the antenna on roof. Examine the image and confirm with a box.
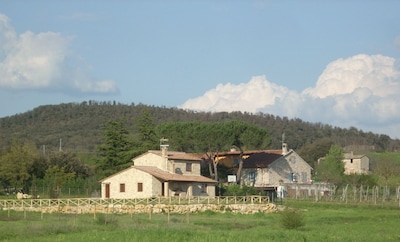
[282,133,285,143]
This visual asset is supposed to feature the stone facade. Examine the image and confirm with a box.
[241,148,313,188]
[100,148,216,199]
[343,152,369,174]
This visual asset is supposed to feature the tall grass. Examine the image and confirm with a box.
[0,201,399,241]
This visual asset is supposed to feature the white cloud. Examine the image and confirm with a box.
[180,54,400,138]
[303,54,399,98]
[181,76,290,113]
[0,13,118,94]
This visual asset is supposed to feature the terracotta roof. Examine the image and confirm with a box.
[134,166,216,183]
[207,149,283,159]
[148,150,202,161]
[344,153,366,159]
[242,152,283,168]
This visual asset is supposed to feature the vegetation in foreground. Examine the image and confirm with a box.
[0,201,399,242]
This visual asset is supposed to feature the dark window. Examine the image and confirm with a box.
[186,163,192,172]
[247,171,256,180]
[350,159,353,163]
[138,183,143,192]
[120,183,125,192]
[201,184,207,193]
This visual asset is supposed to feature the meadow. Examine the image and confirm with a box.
[0,200,399,242]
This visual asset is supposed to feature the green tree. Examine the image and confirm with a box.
[97,120,133,176]
[44,165,75,198]
[226,120,270,184]
[136,109,158,150]
[156,120,270,182]
[315,145,345,184]
[297,138,334,168]
[0,139,40,191]
[48,152,92,179]
[370,154,400,186]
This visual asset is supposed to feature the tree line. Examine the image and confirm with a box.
[1,101,398,155]
[0,109,400,197]
[1,102,400,197]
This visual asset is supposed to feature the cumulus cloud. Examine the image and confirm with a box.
[0,13,118,94]
[179,54,400,138]
[181,76,290,113]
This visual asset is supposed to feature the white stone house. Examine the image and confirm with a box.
[343,152,370,174]
[100,146,216,199]
[240,143,313,191]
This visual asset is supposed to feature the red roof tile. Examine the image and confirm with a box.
[134,166,216,183]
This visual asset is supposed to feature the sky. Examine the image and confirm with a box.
[1,1,400,139]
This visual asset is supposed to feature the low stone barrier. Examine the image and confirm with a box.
[6,203,277,215]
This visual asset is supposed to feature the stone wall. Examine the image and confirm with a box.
[6,203,277,215]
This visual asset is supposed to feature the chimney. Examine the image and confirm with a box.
[160,138,169,171]
[281,133,288,155]
[282,142,288,155]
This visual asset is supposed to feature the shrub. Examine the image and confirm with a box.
[222,184,261,196]
[279,208,305,230]
[95,213,118,226]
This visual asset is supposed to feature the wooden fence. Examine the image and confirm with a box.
[0,196,269,210]
[285,184,400,207]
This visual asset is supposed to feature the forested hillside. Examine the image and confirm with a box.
[1,100,399,155]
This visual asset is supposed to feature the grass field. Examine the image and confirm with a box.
[0,200,399,242]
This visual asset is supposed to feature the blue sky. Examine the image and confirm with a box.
[1,1,400,138]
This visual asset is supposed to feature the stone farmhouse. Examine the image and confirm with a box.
[343,151,370,175]
[215,143,313,192]
[100,144,216,199]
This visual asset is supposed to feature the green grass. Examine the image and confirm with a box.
[0,201,399,241]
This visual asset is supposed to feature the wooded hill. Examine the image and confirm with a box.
[1,101,399,155]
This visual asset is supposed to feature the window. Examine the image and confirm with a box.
[201,184,207,193]
[289,172,298,182]
[120,183,125,192]
[138,183,143,192]
[186,163,192,172]
[350,159,353,164]
[290,157,296,163]
[247,171,257,181]
[233,159,239,166]
[301,172,307,183]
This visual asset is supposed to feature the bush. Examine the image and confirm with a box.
[222,184,261,196]
[279,208,305,230]
[95,213,118,226]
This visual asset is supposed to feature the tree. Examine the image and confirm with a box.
[135,108,159,152]
[370,154,400,185]
[48,152,91,179]
[155,120,271,182]
[297,138,334,168]
[315,145,345,184]
[0,139,40,191]
[97,120,133,176]
[44,165,75,198]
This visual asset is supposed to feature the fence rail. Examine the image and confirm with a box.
[283,184,400,207]
[0,196,269,209]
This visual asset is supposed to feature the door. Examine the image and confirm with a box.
[161,182,165,196]
[105,184,110,198]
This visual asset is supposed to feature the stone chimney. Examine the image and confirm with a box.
[160,138,169,171]
[282,142,288,155]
